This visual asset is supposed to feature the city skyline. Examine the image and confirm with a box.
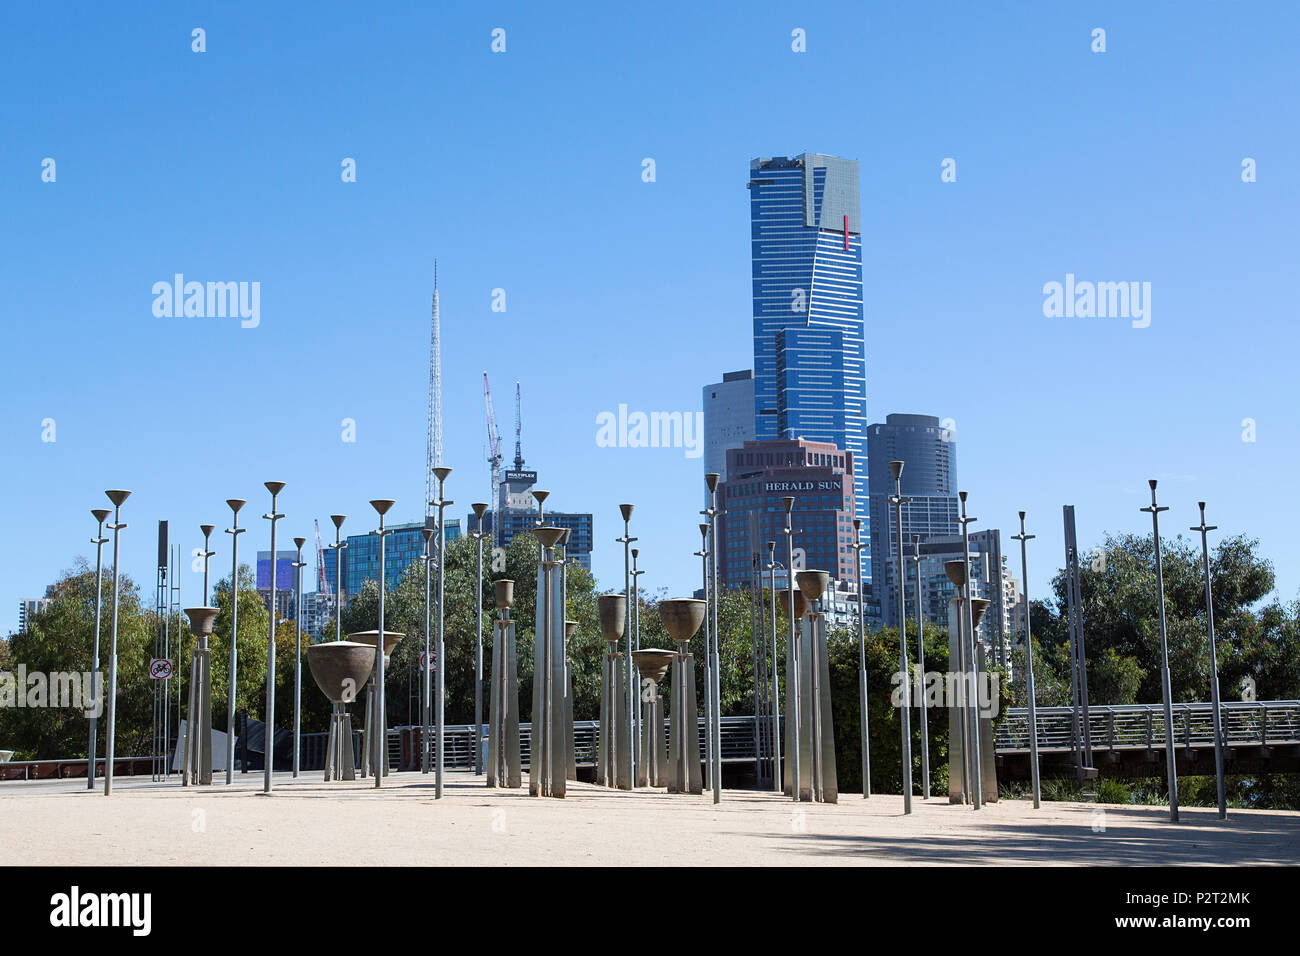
[4,4,1298,634]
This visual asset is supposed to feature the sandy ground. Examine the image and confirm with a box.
[0,771,1296,866]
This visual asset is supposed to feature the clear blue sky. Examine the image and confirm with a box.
[3,1,1297,634]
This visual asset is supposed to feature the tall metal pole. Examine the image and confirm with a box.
[706,474,722,804]
[912,533,929,800]
[1143,479,1179,823]
[88,509,110,790]
[291,537,306,777]
[1010,512,1041,809]
[696,524,712,791]
[370,498,397,789]
[330,515,347,642]
[851,518,870,797]
[433,468,452,798]
[420,526,434,774]
[199,525,215,604]
[472,502,489,775]
[766,542,782,792]
[1191,502,1227,820]
[262,482,285,794]
[103,489,130,796]
[631,547,645,777]
[225,500,246,784]
[888,463,913,814]
[957,490,981,809]
[618,504,636,786]
[782,496,799,802]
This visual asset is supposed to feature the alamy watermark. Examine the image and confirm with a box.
[0,666,102,718]
[1042,273,1150,329]
[152,274,260,328]
[595,405,703,459]
[891,669,1001,718]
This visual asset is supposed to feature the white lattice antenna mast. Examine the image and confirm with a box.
[425,261,443,518]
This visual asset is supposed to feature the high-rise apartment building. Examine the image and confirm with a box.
[749,153,867,581]
[321,519,462,608]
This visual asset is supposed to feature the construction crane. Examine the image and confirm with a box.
[425,261,442,519]
[514,381,523,471]
[483,372,503,543]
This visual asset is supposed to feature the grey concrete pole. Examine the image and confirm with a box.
[912,533,929,800]
[783,496,799,803]
[88,509,110,790]
[889,463,913,814]
[766,541,781,792]
[1142,479,1180,823]
[957,491,982,810]
[224,500,246,785]
[851,518,870,798]
[103,490,131,796]
[262,482,285,795]
[1010,512,1041,809]
[1191,502,1227,820]
[291,537,306,778]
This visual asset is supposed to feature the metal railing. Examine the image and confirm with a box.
[994,700,1300,753]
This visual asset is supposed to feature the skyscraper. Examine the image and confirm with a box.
[866,413,959,626]
[702,369,755,484]
[749,153,866,578]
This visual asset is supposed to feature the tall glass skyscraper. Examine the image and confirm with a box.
[749,153,867,579]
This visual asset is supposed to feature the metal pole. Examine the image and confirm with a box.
[103,489,130,796]
[370,497,396,790]
[473,503,488,775]
[696,525,711,791]
[330,515,347,644]
[957,490,981,809]
[291,537,306,777]
[421,527,434,774]
[783,496,799,802]
[262,482,285,794]
[1192,501,1227,819]
[632,547,645,778]
[618,504,636,787]
[851,518,870,797]
[1011,512,1041,809]
[706,474,722,804]
[1142,479,1180,823]
[767,541,781,792]
[433,468,452,798]
[225,500,246,784]
[888,463,913,814]
[912,533,929,800]
[88,509,110,789]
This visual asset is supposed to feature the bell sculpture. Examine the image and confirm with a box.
[351,630,403,779]
[564,620,579,781]
[180,606,219,785]
[660,598,705,794]
[632,649,674,787]
[597,593,631,789]
[306,640,375,781]
[784,570,838,803]
[530,527,568,797]
[487,579,522,788]
[945,560,998,804]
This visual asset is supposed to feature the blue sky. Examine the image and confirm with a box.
[3,1,1297,634]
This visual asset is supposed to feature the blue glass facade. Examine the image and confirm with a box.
[322,518,462,606]
[749,153,867,581]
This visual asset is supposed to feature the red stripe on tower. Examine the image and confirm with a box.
[843,214,849,251]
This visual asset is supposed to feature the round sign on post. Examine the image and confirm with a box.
[149,659,174,680]
[420,651,438,671]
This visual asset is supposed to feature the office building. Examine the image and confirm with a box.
[866,414,959,627]
[749,153,867,580]
[703,369,755,484]
[321,518,462,609]
[716,438,858,593]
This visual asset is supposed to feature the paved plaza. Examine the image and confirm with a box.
[1,772,1296,866]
